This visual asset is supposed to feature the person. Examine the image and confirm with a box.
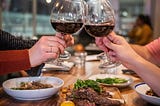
[77,28,95,47]
[128,14,153,45]
[95,32,160,96]
[73,28,95,53]
[0,29,42,77]
[0,31,74,75]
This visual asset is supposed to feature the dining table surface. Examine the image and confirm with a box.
[0,57,157,106]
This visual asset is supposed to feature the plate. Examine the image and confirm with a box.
[3,76,64,100]
[88,74,133,88]
[134,82,160,105]
[59,84,125,105]
[43,61,74,71]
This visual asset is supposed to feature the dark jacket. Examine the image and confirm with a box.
[0,29,44,76]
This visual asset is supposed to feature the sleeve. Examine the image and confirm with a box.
[0,29,37,50]
[0,29,44,76]
[0,50,31,75]
[145,37,160,64]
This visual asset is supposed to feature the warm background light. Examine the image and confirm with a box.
[46,0,51,4]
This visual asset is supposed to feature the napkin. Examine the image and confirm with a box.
[43,61,74,71]
[86,54,99,61]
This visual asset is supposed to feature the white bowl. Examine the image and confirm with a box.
[3,76,64,100]
[134,82,160,105]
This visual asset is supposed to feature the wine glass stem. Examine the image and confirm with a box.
[106,53,113,63]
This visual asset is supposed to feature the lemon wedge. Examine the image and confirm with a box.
[60,101,75,106]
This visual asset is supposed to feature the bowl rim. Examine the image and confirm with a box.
[2,76,64,91]
[134,82,160,99]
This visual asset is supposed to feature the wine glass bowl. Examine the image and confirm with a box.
[84,0,115,37]
[50,0,84,35]
[50,0,85,61]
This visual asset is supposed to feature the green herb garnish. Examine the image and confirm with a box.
[74,79,102,93]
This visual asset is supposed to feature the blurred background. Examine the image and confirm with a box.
[0,0,160,44]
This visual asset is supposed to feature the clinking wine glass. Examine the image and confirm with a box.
[50,0,85,65]
[84,0,120,73]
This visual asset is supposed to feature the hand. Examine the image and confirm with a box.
[96,31,141,68]
[95,37,109,53]
[55,33,74,47]
[95,32,118,53]
[28,36,66,67]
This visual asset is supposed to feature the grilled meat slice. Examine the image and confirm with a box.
[72,88,121,106]
[73,99,96,106]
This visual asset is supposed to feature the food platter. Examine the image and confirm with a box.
[88,74,133,88]
[59,79,125,106]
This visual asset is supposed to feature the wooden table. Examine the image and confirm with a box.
[0,61,156,106]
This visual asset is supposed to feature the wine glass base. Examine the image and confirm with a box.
[99,61,121,69]
[59,51,71,60]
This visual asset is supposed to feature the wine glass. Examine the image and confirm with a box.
[97,52,120,74]
[84,0,120,73]
[50,0,85,65]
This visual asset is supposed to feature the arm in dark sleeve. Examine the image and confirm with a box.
[0,29,37,50]
[0,29,43,76]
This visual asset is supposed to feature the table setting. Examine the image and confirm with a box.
[0,52,159,106]
[0,0,159,105]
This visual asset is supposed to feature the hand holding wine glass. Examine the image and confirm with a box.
[84,0,120,72]
[49,0,85,64]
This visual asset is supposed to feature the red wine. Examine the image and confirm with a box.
[51,21,83,34]
[84,24,114,37]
